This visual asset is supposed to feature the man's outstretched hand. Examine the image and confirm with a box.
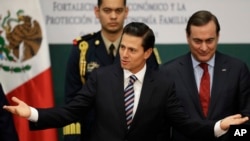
[3,96,31,118]
[220,114,249,130]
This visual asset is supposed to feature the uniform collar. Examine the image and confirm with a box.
[101,32,121,56]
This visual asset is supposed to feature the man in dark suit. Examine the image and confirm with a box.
[64,0,160,140]
[3,22,249,141]
[160,10,250,141]
[0,85,19,141]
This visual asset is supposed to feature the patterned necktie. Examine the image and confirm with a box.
[199,63,210,117]
[124,75,137,129]
[109,44,115,62]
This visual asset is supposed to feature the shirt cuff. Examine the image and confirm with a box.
[28,107,38,122]
[214,120,228,137]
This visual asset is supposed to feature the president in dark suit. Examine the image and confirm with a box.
[64,29,160,141]
[160,10,250,141]
[64,1,160,140]
[3,22,249,141]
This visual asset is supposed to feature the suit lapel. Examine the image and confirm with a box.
[208,52,229,116]
[176,53,205,116]
[129,68,154,130]
[111,65,128,130]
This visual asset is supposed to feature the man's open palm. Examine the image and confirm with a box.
[3,96,31,118]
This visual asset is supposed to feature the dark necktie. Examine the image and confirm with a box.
[124,75,137,129]
[109,44,115,62]
[199,63,210,117]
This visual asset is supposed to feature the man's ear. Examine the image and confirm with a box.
[94,6,100,19]
[144,48,153,60]
[125,6,129,19]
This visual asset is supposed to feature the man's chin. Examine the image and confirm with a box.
[107,27,122,33]
[121,64,129,70]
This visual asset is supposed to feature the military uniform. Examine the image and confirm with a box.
[63,31,161,141]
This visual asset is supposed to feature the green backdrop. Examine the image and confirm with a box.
[49,43,250,141]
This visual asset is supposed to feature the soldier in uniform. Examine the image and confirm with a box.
[63,0,161,141]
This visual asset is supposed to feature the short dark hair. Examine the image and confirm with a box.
[186,10,220,36]
[98,0,126,7]
[122,22,155,51]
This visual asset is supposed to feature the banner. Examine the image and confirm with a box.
[40,0,250,44]
[0,0,58,141]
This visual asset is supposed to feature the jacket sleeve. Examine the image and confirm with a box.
[0,85,19,141]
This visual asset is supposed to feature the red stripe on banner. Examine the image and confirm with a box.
[6,68,58,141]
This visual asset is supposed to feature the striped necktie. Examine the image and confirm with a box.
[124,75,137,129]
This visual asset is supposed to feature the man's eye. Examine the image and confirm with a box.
[120,46,125,49]
[130,49,136,53]
[103,9,111,13]
[115,8,124,14]
[194,39,202,44]
[206,39,214,44]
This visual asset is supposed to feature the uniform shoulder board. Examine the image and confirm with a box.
[72,32,96,46]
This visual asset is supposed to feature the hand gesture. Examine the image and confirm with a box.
[220,114,249,130]
[3,96,31,118]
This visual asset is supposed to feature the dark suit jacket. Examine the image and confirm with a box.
[0,85,19,141]
[160,51,250,141]
[31,64,216,141]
